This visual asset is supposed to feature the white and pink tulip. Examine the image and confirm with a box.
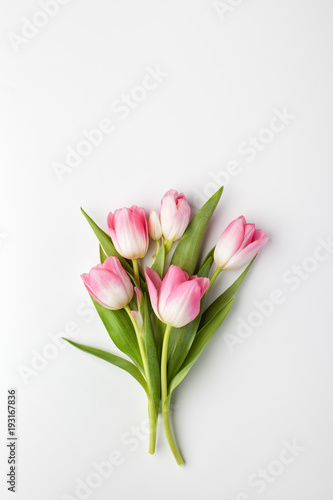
[214,216,268,270]
[81,256,133,310]
[160,189,191,241]
[107,206,149,259]
[145,265,209,328]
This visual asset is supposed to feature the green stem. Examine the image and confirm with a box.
[132,259,140,287]
[207,267,222,292]
[164,237,174,255]
[125,305,157,454]
[148,398,157,454]
[161,324,185,465]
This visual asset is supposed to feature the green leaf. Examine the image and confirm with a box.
[99,244,107,263]
[81,208,132,274]
[171,187,223,275]
[200,246,215,268]
[91,297,143,370]
[151,242,165,278]
[152,315,165,361]
[63,338,147,393]
[200,257,256,328]
[142,296,161,415]
[166,255,214,383]
[168,299,235,395]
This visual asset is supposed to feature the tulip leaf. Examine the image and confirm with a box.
[200,246,215,268]
[91,297,143,370]
[200,257,256,329]
[99,244,107,263]
[81,208,132,274]
[151,242,165,278]
[63,338,147,393]
[152,316,165,361]
[168,298,235,395]
[171,187,223,275]
[142,295,161,415]
[167,256,213,383]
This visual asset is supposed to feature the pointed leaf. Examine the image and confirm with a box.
[168,299,234,395]
[167,256,214,383]
[170,187,223,275]
[142,295,161,416]
[63,338,147,393]
[200,257,256,328]
[91,297,143,370]
[99,244,107,263]
[151,242,165,278]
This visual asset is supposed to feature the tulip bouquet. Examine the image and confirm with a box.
[64,187,268,465]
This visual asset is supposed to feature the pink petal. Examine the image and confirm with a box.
[160,190,178,240]
[144,266,162,320]
[159,265,189,313]
[134,286,142,305]
[237,223,255,251]
[214,216,246,268]
[171,197,191,240]
[107,211,121,255]
[225,234,268,270]
[162,280,203,328]
[189,276,210,295]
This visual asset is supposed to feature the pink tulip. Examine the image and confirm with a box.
[160,190,191,241]
[145,265,210,328]
[107,206,149,259]
[81,256,133,310]
[214,216,268,270]
[148,209,162,241]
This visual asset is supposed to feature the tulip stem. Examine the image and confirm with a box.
[207,267,223,292]
[132,259,140,287]
[161,324,185,465]
[125,305,157,454]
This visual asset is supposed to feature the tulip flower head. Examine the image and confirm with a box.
[148,209,162,241]
[145,265,209,328]
[214,216,268,270]
[107,206,149,260]
[81,256,133,310]
[160,189,191,241]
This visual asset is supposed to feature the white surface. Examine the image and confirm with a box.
[1,1,333,499]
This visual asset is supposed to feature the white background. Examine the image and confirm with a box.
[1,1,333,499]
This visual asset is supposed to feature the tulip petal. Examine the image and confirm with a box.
[159,265,189,313]
[144,266,162,320]
[160,190,178,240]
[107,207,148,259]
[225,234,268,270]
[214,216,246,268]
[171,197,191,240]
[189,276,210,295]
[162,280,204,328]
[148,209,162,241]
[89,268,132,309]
